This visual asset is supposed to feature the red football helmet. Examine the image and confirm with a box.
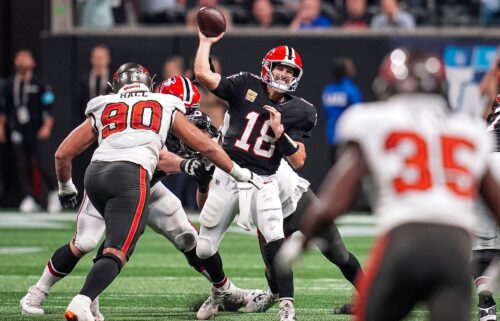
[159,76,201,114]
[261,46,303,92]
[373,48,447,99]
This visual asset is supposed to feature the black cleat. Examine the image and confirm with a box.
[333,303,353,315]
[479,291,497,321]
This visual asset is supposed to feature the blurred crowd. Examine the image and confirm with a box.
[1,42,500,211]
[76,0,500,29]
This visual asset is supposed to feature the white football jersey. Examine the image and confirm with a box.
[85,90,186,178]
[337,94,494,234]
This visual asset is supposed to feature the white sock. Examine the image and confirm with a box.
[35,266,62,293]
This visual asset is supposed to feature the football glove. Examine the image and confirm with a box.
[229,162,263,190]
[180,158,204,176]
[58,179,78,209]
[194,160,215,193]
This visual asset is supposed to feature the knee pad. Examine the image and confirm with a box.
[73,234,100,254]
[174,229,198,252]
[200,193,226,228]
[196,235,217,259]
[256,187,283,243]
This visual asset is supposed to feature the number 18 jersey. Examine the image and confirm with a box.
[337,94,494,234]
[85,91,186,177]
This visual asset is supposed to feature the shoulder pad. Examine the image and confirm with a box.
[85,95,110,115]
[227,71,246,79]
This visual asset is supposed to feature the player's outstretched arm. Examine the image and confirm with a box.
[55,118,97,183]
[171,112,263,188]
[157,148,184,174]
[301,142,367,244]
[194,30,223,91]
[480,167,500,224]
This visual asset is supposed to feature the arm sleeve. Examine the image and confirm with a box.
[211,72,247,105]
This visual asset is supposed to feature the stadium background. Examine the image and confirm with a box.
[1,0,500,320]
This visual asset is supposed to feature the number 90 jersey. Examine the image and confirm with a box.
[85,91,186,178]
[337,94,494,234]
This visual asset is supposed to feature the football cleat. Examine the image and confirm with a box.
[479,305,497,321]
[278,300,297,321]
[479,291,497,321]
[243,289,277,312]
[20,285,48,315]
[64,294,94,321]
[90,296,105,321]
[196,286,231,320]
[333,303,353,315]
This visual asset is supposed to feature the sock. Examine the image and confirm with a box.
[80,255,121,301]
[476,276,491,295]
[265,268,279,295]
[213,276,230,290]
[36,244,81,293]
[184,248,211,282]
[264,238,294,299]
[200,252,226,286]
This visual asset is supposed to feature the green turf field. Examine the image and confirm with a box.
[0,212,492,320]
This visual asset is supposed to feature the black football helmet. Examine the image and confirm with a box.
[373,48,447,99]
[112,62,153,93]
[178,111,219,158]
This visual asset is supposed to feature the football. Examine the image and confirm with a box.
[197,6,226,37]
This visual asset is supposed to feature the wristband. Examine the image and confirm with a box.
[277,134,299,156]
[180,159,188,173]
[58,178,75,193]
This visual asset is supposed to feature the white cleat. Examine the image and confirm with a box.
[244,289,278,313]
[224,284,261,309]
[20,196,39,213]
[47,190,62,213]
[278,300,297,321]
[64,294,94,321]
[20,285,48,315]
[197,285,231,320]
[90,296,105,321]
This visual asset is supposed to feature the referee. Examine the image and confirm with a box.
[1,50,58,212]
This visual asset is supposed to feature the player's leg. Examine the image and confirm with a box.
[65,162,150,321]
[427,227,472,321]
[295,189,363,288]
[355,232,418,321]
[20,194,105,315]
[147,182,211,280]
[472,249,499,321]
[473,196,500,321]
[253,180,296,321]
[195,169,242,319]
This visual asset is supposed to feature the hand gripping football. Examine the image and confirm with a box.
[197,6,226,37]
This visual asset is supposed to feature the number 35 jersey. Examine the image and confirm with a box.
[337,94,494,234]
[85,91,186,177]
[212,72,317,176]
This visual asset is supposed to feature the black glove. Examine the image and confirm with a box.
[180,158,203,176]
[194,162,215,193]
[59,192,78,209]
